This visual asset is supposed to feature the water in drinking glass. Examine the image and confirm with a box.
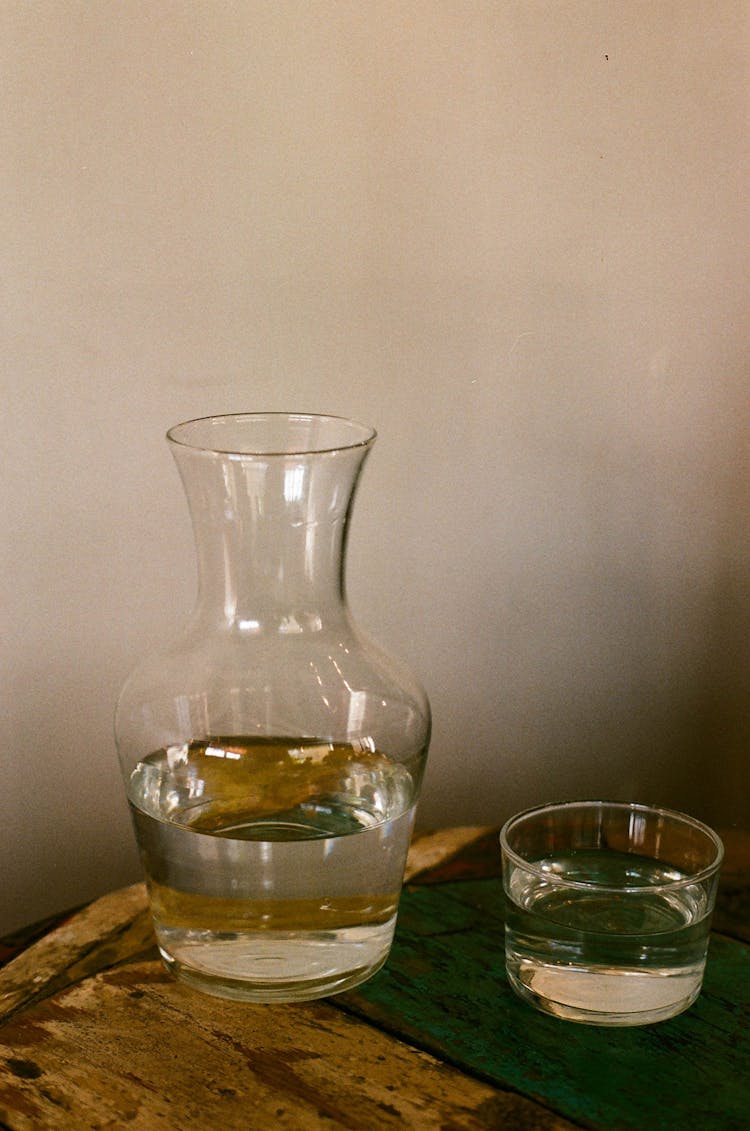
[504,847,713,1024]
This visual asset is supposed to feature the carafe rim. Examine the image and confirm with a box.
[166,412,377,458]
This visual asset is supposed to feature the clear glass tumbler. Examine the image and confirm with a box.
[115,413,431,1002]
[500,800,723,1025]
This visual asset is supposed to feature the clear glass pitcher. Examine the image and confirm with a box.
[115,413,431,1001]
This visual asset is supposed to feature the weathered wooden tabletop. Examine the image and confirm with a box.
[0,826,748,1130]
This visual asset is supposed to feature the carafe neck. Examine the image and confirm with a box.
[170,442,371,632]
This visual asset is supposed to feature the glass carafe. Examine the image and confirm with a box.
[115,413,431,1002]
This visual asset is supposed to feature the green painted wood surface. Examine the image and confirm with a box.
[341,875,750,1131]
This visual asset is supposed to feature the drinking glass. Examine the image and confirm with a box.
[500,800,723,1025]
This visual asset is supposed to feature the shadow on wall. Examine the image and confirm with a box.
[417,380,750,834]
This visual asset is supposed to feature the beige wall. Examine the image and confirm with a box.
[2,1,749,932]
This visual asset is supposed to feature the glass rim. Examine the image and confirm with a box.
[166,412,377,457]
[499,799,724,893]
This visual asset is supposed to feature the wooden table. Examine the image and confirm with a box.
[1,826,748,1129]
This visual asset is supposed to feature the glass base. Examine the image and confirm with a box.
[506,958,704,1026]
[157,923,394,1003]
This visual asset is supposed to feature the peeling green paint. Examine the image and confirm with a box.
[342,878,750,1131]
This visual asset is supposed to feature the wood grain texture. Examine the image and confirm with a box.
[403,826,497,883]
[0,960,577,1130]
[0,885,154,1025]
